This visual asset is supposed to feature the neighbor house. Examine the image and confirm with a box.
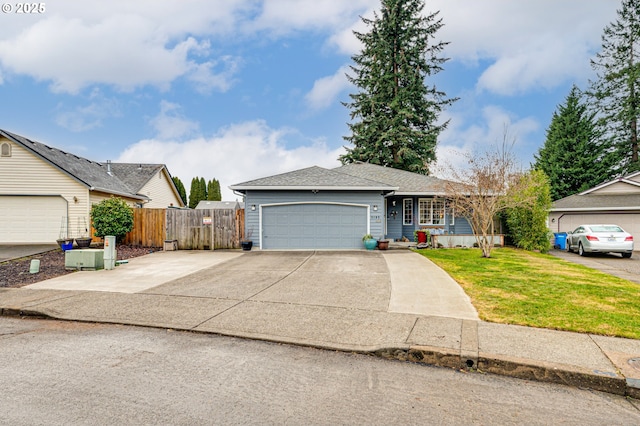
[0,129,185,243]
[229,162,475,250]
[550,171,640,238]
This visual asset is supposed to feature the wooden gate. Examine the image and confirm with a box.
[165,208,244,249]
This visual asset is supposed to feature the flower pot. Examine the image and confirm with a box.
[75,237,92,248]
[57,238,73,250]
[363,238,377,250]
[377,240,389,250]
[241,240,253,251]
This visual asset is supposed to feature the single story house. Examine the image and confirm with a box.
[0,129,185,243]
[550,171,640,237]
[229,162,474,250]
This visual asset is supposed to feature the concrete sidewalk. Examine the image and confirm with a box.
[1,249,639,398]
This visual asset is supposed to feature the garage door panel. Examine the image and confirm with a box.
[263,203,367,249]
[0,196,67,243]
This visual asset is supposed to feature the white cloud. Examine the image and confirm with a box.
[149,101,199,140]
[0,1,250,94]
[55,89,121,132]
[116,120,345,201]
[305,65,352,110]
[434,104,540,178]
[430,0,620,94]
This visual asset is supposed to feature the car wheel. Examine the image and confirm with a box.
[566,239,572,253]
[578,243,587,257]
[622,252,632,258]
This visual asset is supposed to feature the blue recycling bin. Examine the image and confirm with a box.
[553,232,567,250]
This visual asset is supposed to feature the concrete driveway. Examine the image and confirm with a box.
[26,250,479,320]
[0,244,58,262]
[550,249,640,284]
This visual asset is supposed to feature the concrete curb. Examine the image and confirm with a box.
[2,306,638,399]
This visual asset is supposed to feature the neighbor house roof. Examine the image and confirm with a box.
[195,200,244,210]
[335,162,452,195]
[552,172,640,212]
[0,128,178,202]
[229,166,397,192]
[552,193,640,211]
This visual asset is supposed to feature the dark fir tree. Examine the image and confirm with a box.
[207,178,222,201]
[171,176,187,205]
[340,0,455,174]
[188,177,207,209]
[534,86,613,200]
[589,0,640,174]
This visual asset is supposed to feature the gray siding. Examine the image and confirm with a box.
[244,190,385,249]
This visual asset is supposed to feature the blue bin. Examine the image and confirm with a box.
[553,232,567,250]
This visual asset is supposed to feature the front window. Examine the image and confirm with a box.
[403,199,413,225]
[419,198,446,225]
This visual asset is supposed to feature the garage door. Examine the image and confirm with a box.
[0,196,67,243]
[262,203,368,249]
[560,213,640,240]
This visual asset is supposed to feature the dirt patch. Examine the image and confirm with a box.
[0,245,157,289]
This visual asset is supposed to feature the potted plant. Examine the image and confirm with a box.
[377,237,389,250]
[363,233,377,250]
[74,217,93,248]
[414,229,430,245]
[241,228,254,251]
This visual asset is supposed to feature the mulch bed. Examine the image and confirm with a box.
[0,245,157,289]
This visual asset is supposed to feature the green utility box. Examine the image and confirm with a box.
[65,249,105,271]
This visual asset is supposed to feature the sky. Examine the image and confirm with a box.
[0,0,622,201]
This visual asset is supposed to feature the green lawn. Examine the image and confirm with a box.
[417,248,640,340]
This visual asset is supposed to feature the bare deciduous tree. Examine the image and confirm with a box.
[445,132,538,258]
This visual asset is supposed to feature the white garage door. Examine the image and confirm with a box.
[560,213,640,241]
[0,195,67,243]
[262,203,368,249]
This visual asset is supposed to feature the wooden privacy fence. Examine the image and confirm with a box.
[122,208,166,247]
[111,208,244,249]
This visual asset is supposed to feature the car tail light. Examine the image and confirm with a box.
[586,235,599,241]
[625,236,634,241]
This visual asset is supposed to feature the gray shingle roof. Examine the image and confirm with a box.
[230,166,397,191]
[552,193,640,211]
[195,200,242,209]
[1,129,166,200]
[335,162,451,194]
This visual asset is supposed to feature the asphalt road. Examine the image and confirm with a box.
[1,317,638,425]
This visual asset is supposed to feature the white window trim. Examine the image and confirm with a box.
[403,198,413,225]
[418,198,431,225]
[418,198,447,226]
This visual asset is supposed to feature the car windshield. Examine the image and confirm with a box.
[589,225,624,233]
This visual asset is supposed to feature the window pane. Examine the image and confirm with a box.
[432,199,444,225]
[419,199,431,225]
[403,199,413,225]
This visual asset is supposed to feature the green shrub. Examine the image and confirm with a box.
[90,197,134,241]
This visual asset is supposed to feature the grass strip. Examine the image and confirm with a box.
[418,247,640,339]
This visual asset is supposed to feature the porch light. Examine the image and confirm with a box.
[251,204,256,211]
[373,205,378,211]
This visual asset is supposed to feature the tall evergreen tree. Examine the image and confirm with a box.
[188,176,207,209]
[340,0,455,174]
[199,177,207,200]
[207,178,222,201]
[589,0,640,174]
[171,176,187,205]
[534,85,613,200]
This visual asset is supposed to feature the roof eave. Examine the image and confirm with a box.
[228,185,397,191]
[90,187,148,201]
[550,206,640,212]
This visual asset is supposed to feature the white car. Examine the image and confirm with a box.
[566,224,634,258]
